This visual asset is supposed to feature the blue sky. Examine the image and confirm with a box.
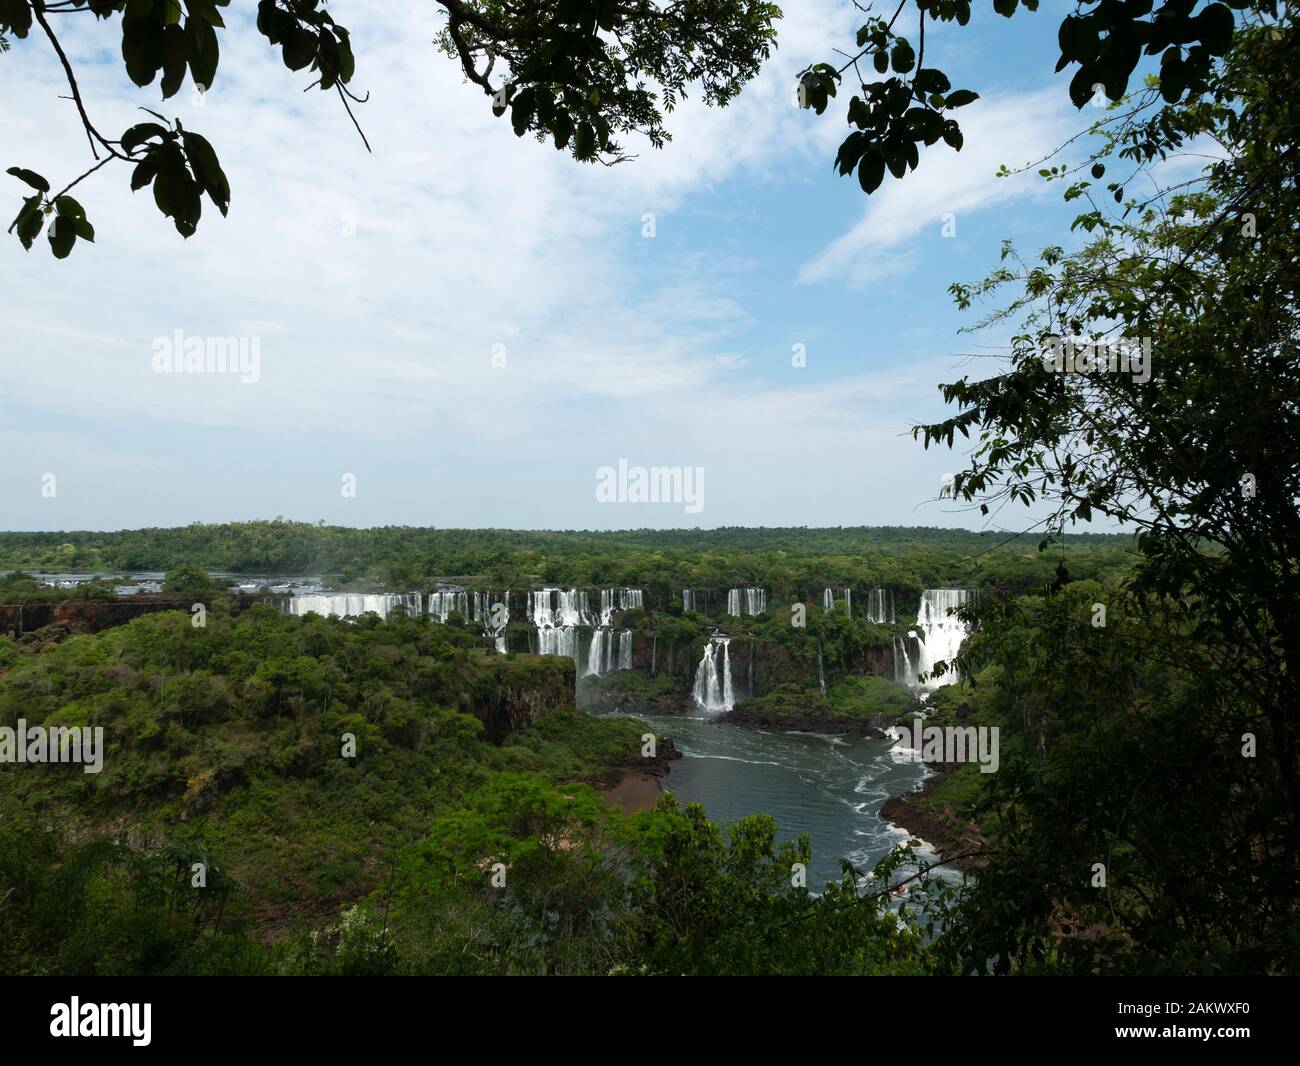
[1,1,1104,532]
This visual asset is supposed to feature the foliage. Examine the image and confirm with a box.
[3,0,777,255]
[902,7,1300,973]
[436,0,779,163]
[805,1,1251,198]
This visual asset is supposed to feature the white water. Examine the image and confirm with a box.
[682,588,695,612]
[586,628,612,676]
[529,588,586,665]
[864,588,895,625]
[286,592,422,620]
[726,588,767,616]
[894,589,974,692]
[692,636,735,713]
[473,590,510,652]
[428,588,469,623]
[527,588,641,672]
[822,587,852,615]
[528,588,593,628]
[585,626,634,676]
[598,587,643,624]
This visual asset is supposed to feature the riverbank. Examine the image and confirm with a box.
[879,764,988,870]
[601,769,664,813]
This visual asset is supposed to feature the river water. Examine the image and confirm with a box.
[631,710,942,892]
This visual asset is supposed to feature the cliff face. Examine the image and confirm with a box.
[0,593,276,640]
[629,634,895,701]
[474,654,576,742]
[0,598,199,638]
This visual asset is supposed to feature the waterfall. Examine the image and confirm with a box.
[530,587,590,666]
[894,589,974,691]
[726,588,767,616]
[537,624,580,661]
[650,631,657,676]
[893,635,916,686]
[527,587,593,627]
[585,626,634,676]
[692,637,735,714]
[597,588,643,625]
[586,628,612,676]
[285,592,421,620]
[865,588,895,624]
[428,588,469,623]
[816,642,827,697]
[473,590,510,652]
[822,587,851,615]
[682,588,695,612]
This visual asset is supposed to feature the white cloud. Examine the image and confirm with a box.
[0,1,1048,530]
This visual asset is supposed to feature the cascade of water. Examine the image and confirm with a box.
[474,590,510,651]
[892,634,915,686]
[726,588,767,616]
[428,589,469,623]
[584,625,634,676]
[597,587,641,626]
[691,637,735,713]
[865,588,895,625]
[586,628,610,676]
[816,642,827,697]
[895,589,974,691]
[822,587,852,615]
[682,588,695,612]
[530,587,592,667]
[537,624,580,660]
[286,592,420,620]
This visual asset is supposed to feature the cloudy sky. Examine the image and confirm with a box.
[1,1,1097,532]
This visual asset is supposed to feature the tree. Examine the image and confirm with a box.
[801,0,1246,194]
[6,2,1258,258]
[911,7,1300,971]
[162,564,220,599]
[3,0,778,257]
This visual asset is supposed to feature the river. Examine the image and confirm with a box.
[629,710,944,892]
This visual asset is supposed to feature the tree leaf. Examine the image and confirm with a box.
[7,166,49,192]
[48,214,77,259]
[857,150,885,194]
